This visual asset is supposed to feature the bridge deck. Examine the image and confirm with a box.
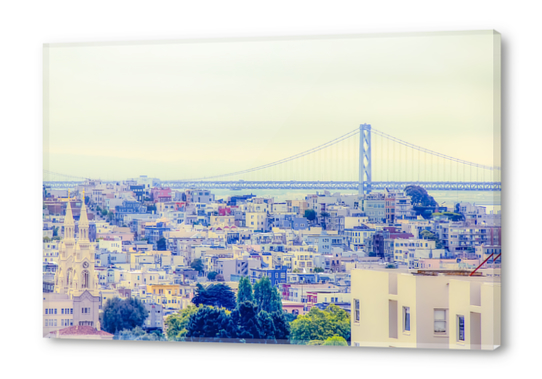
[43,180,501,191]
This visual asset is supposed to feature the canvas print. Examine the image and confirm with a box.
[43,31,501,349]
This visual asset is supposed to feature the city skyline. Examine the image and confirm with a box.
[44,31,500,181]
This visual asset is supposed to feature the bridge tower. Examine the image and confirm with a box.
[359,123,372,195]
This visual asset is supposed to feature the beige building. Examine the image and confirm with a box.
[44,191,102,336]
[246,212,267,231]
[350,268,500,350]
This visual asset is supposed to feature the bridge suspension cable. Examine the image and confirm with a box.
[370,127,500,171]
[178,127,360,181]
[43,169,90,181]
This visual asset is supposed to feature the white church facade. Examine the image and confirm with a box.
[43,191,102,337]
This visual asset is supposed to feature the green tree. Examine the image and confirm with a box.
[43,236,51,242]
[190,258,204,274]
[164,305,198,341]
[185,306,236,342]
[157,237,167,251]
[100,297,149,335]
[253,276,282,314]
[313,267,324,273]
[321,335,348,346]
[420,230,445,249]
[101,209,108,217]
[192,283,237,310]
[304,209,317,222]
[289,304,350,345]
[231,301,265,342]
[271,311,291,343]
[237,276,254,304]
[404,185,438,207]
[117,326,166,341]
[207,271,218,281]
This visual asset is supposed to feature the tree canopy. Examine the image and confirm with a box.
[420,230,445,249]
[164,305,198,341]
[184,276,290,344]
[237,276,254,304]
[322,335,348,346]
[185,306,235,342]
[100,297,148,335]
[253,276,283,314]
[190,258,204,274]
[207,271,218,281]
[304,209,317,221]
[192,283,237,310]
[156,237,167,251]
[289,304,350,345]
[117,326,166,341]
[404,185,438,207]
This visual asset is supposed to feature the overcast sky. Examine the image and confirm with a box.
[44,31,500,182]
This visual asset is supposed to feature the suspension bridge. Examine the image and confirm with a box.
[43,124,501,193]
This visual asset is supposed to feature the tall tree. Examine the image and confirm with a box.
[230,301,264,342]
[237,276,254,304]
[100,297,149,335]
[253,276,282,314]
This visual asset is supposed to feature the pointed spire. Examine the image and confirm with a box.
[79,189,89,227]
[65,190,74,226]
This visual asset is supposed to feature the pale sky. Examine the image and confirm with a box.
[44,31,500,182]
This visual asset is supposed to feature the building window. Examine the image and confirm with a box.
[434,309,447,334]
[403,307,411,332]
[354,299,360,322]
[457,315,465,342]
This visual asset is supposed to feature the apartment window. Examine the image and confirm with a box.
[434,309,447,334]
[457,315,465,342]
[403,307,411,332]
[354,299,360,322]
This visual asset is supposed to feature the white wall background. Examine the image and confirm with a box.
[0,1,538,378]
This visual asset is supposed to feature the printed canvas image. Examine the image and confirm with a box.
[43,31,501,349]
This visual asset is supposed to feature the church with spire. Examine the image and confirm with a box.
[43,190,102,337]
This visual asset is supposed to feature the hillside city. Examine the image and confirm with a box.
[42,175,501,349]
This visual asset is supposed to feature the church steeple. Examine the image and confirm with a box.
[79,189,89,242]
[64,190,75,241]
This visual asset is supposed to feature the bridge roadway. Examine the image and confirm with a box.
[43,180,501,191]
